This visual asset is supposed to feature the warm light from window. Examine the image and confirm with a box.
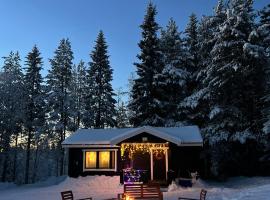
[99,151,110,168]
[85,151,97,168]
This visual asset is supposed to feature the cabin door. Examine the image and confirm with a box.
[150,148,168,181]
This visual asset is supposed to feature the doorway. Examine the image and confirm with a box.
[150,148,168,181]
[153,150,166,180]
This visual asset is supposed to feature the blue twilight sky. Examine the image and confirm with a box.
[0,0,269,91]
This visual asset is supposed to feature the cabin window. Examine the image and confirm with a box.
[83,150,117,171]
[99,151,110,168]
[85,151,97,168]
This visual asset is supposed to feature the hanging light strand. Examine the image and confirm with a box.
[121,142,168,159]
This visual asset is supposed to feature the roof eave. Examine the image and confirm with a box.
[110,126,182,146]
[62,144,119,148]
[178,142,203,147]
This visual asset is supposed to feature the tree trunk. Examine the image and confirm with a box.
[32,143,39,183]
[96,99,101,128]
[60,118,66,176]
[59,84,65,176]
[12,131,19,182]
[24,129,32,184]
[1,131,11,182]
[77,111,80,129]
[1,151,8,182]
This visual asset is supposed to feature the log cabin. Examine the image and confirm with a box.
[62,126,203,184]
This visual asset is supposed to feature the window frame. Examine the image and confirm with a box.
[82,149,118,172]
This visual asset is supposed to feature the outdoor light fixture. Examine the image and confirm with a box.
[142,137,148,142]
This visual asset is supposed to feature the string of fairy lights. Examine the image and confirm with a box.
[120,142,169,159]
[123,168,147,184]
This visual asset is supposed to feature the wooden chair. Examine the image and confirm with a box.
[178,189,207,200]
[61,190,92,200]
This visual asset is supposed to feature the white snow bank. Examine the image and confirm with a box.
[165,177,270,200]
[1,176,270,200]
[0,182,16,191]
[0,175,123,200]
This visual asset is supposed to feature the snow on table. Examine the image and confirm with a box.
[1,176,270,200]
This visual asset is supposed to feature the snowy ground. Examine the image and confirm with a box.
[1,176,270,200]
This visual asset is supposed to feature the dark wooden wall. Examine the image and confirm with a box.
[169,144,202,178]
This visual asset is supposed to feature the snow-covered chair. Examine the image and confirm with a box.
[61,190,92,200]
[178,189,207,200]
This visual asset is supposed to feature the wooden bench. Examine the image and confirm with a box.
[61,190,92,200]
[118,184,163,200]
[178,189,207,200]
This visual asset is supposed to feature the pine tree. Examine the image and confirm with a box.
[115,88,129,128]
[0,51,24,182]
[157,18,188,126]
[84,31,116,128]
[179,13,200,124]
[260,4,270,134]
[129,3,163,126]
[203,0,257,142]
[260,4,270,24]
[185,13,199,78]
[198,0,226,86]
[200,0,265,178]
[24,45,45,184]
[182,0,227,128]
[46,38,73,175]
[258,4,270,156]
[70,60,87,130]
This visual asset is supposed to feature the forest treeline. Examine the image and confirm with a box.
[0,0,270,184]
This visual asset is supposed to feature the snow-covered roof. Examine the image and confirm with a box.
[62,126,203,147]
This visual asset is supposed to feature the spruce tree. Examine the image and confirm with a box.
[182,0,226,128]
[259,4,270,157]
[157,18,188,126]
[46,38,73,175]
[70,60,87,130]
[84,31,116,128]
[203,0,256,141]
[185,13,199,78]
[24,45,45,184]
[129,3,163,126]
[0,51,24,182]
[260,4,270,25]
[179,13,200,124]
[115,88,129,128]
[201,0,264,178]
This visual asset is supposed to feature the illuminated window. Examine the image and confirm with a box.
[99,151,110,169]
[83,150,116,171]
[85,151,97,168]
